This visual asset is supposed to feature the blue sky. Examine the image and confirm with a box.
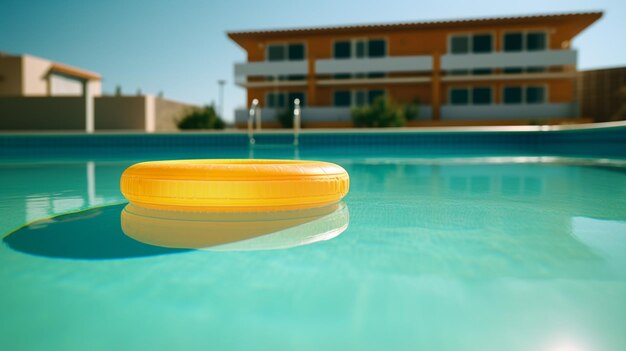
[1,0,625,122]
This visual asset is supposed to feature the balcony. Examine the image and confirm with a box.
[234,61,308,84]
[235,107,351,125]
[234,103,576,126]
[235,105,434,126]
[441,50,577,70]
[315,56,432,74]
[441,103,578,120]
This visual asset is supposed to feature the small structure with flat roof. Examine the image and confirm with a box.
[0,52,197,132]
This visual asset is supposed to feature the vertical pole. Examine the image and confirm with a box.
[432,52,441,122]
[87,161,95,206]
[248,99,257,145]
[218,80,226,119]
[307,55,316,106]
[83,80,94,133]
[293,98,301,146]
[255,104,262,130]
[145,95,156,132]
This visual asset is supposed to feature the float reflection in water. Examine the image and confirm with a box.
[120,202,349,251]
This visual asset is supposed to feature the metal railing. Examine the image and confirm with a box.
[293,98,301,146]
[247,99,260,145]
[248,98,301,147]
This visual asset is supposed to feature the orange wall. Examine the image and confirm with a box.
[234,15,596,61]
[233,14,598,108]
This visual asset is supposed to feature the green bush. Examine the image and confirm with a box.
[404,98,420,121]
[352,96,406,128]
[275,109,294,128]
[177,105,225,130]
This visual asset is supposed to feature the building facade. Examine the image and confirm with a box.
[228,12,602,128]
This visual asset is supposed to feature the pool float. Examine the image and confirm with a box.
[120,159,349,212]
[121,202,349,250]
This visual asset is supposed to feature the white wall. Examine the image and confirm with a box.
[21,55,51,96]
[50,74,83,96]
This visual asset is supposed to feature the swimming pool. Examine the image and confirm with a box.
[1,126,626,350]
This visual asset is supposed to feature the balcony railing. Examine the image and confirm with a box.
[441,103,578,120]
[315,56,432,74]
[235,104,576,125]
[235,105,435,125]
[441,50,577,70]
[234,61,308,84]
[234,51,577,86]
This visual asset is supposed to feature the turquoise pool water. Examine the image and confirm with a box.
[1,148,626,350]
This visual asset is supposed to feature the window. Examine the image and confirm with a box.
[335,39,387,59]
[267,92,306,108]
[333,89,384,107]
[287,74,306,81]
[450,34,492,54]
[334,73,351,79]
[450,88,469,105]
[333,91,351,107]
[503,67,524,74]
[526,66,545,73]
[368,90,385,104]
[450,36,469,54]
[526,32,546,51]
[288,44,305,60]
[449,87,493,105]
[267,43,305,61]
[268,45,286,61]
[331,39,387,79]
[334,41,351,59]
[368,39,386,58]
[504,33,523,52]
[355,90,367,106]
[526,86,545,103]
[502,85,546,104]
[472,68,492,75]
[368,72,385,78]
[450,69,470,76]
[288,92,305,107]
[472,87,492,104]
[503,31,547,52]
[267,93,276,107]
[472,34,492,53]
[503,87,523,104]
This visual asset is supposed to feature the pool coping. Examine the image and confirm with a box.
[1,120,625,136]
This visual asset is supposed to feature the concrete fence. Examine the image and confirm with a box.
[0,95,197,132]
[0,97,86,130]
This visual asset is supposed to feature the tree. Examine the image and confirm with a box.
[177,105,225,130]
[404,98,420,121]
[352,96,407,128]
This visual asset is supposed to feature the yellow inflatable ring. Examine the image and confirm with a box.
[120,159,350,212]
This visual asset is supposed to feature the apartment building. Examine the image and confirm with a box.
[228,12,602,128]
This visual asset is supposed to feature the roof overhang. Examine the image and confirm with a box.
[49,62,101,81]
[227,11,603,45]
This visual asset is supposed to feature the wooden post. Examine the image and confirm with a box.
[432,52,441,121]
[307,56,316,106]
